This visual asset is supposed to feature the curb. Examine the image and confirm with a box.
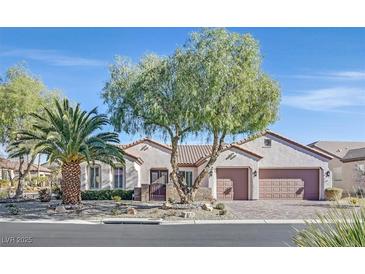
[103,218,162,225]
[0,218,102,225]
[0,218,308,225]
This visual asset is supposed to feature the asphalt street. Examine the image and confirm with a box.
[0,222,306,247]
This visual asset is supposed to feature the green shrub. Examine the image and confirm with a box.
[81,189,133,200]
[52,184,62,200]
[214,203,225,210]
[0,190,10,199]
[0,179,11,189]
[293,206,365,247]
[348,197,359,206]
[324,187,343,201]
[5,204,20,215]
[38,188,51,202]
[218,209,227,216]
[112,195,122,203]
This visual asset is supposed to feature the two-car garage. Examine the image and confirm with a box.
[216,167,320,201]
[259,169,320,200]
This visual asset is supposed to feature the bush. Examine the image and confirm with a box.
[293,206,365,247]
[112,195,122,203]
[81,189,133,200]
[348,197,359,206]
[214,203,225,210]
[52,184,62,200]
[38,188,51,202]
[0,179,11,189]
[218,209,227,216]
[5,204,20,215]
[324,187,343,201]
[0,190,10,199]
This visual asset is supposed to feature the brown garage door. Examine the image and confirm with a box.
[259,169,319,200]
[217,168,248,200]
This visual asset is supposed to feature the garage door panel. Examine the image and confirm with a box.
[217,168,248,200]
[259,169,319,200]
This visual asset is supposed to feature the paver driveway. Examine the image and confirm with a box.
[224,200,336,220]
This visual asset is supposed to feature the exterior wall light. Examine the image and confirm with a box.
[253,170,257,177]
[326,171,331,177]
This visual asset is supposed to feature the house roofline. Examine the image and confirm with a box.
[122,137,172,152]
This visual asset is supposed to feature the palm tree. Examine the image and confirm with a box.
[8,98,124,204]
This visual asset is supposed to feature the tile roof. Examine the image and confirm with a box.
[342,147,365,162]
[177,145,213,165]
[308,141,365,159]
[0,158,51,173]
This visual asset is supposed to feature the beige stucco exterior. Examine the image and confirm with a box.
[240,134,332,200]
[79,132,332,200]
[333,159,365,194]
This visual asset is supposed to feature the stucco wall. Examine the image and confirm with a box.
[342,160,365,194]
[203,147,260,199]
[80,156,139,190]
[125,142,172,185]
[240,134,332,199]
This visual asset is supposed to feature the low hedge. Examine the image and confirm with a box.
[81,189,133,200]
[324,187,343,201]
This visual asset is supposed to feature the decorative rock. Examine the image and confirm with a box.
[127,207,137,215]
[47,209,54,215]
[55,205,66,213]
[161,202,173,210]
[181,211,195,218]
[201,203,213,211]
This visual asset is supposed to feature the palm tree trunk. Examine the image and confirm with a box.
[61,162,81,205]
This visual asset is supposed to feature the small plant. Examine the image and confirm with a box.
[168,197,175,204]
[293,206,365,247]
[38,188,51,202]
[111,208,122,216]
[214,203,225,210]
[5,204,20,215]
[218,209,227,216]
[112,195,122,203]
[52,184,62,200]
[0,190,10,199]
[324,187,343,201]
[348,197,359,206]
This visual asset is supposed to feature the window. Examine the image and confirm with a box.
[150,169,168,184]
[1,169,9,180]
[180,171,193,187]
[333,167,343,181]
[264,138,272,147]
[114,167,124,189]
[89,165,101,189]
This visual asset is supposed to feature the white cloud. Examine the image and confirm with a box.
[287,70,365,81]
[0,48,107,67]
[282,87,365,111]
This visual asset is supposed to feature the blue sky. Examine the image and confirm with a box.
[1,28,365,145]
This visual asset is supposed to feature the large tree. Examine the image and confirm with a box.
[184,29,280,200]
[8,98,125,204]
[0,65,61,198]
[102,54,200,202]
[103,28,280,203]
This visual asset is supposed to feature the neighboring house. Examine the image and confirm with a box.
[0,158,15,181]
[80,131,332,201]
[308,141,365,194]
[0,157,52,180]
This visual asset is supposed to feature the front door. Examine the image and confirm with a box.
[150,169,168,201]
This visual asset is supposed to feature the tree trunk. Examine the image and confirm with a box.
[61,162,81,205]
[169,135,189,203]
[13,155,37,199]
[189,130,226,201]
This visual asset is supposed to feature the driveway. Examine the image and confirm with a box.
[224,200,335,220]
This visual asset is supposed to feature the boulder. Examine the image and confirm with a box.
[127,207,137,215]
[181,211,195,218]
[161,202,173,210]
[201,203,213,211]
[47,209,54,215]
[55,205,66,213]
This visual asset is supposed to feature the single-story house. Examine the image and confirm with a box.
[308,141,365,194]
[80,131,333,201]
[0,157,52,181]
